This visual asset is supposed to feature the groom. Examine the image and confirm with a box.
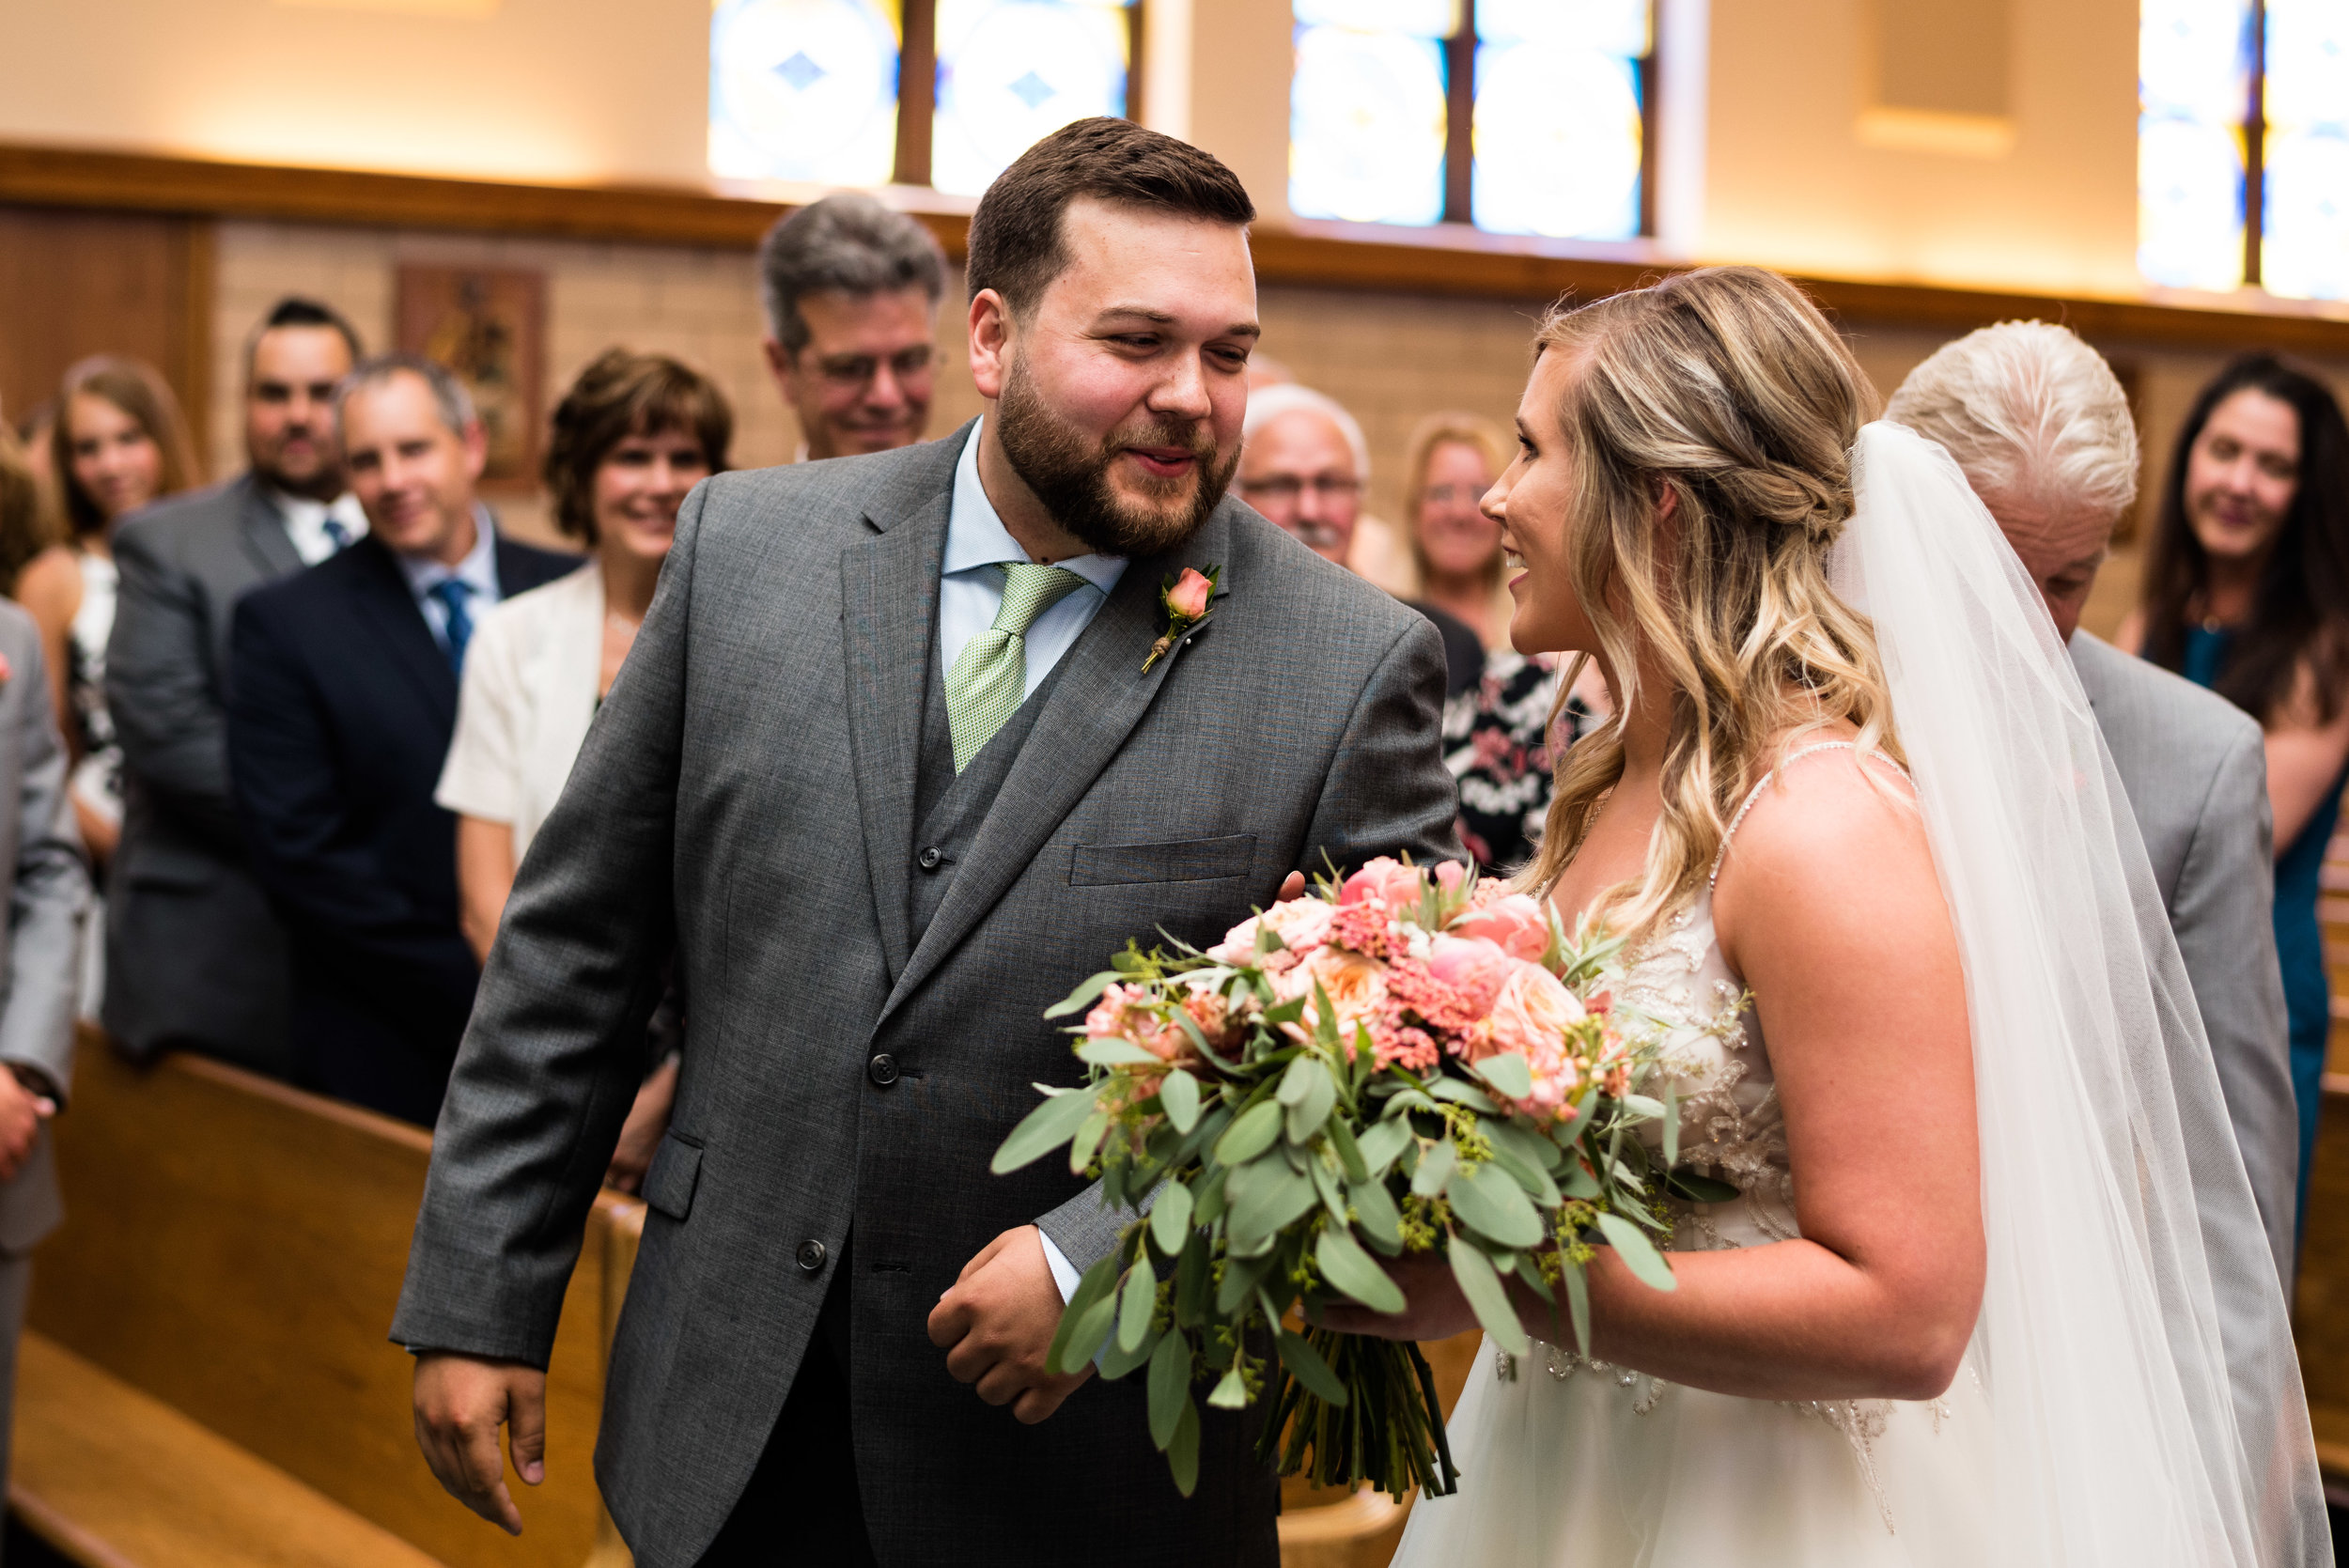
[392,117,1458,1567]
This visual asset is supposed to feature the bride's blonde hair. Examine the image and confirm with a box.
[1517,267,1902,942]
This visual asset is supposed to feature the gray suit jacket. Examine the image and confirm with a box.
[104,474,300,1074]
[0,604,95,1255]
[2071,633,2297,1284]
[393,427,1461,1567]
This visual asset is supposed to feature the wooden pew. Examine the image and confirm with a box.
[13,1029,645,1567]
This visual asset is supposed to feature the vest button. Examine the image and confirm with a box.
[868,1053,900,1087]
[918,846,944,872]
[796,1239,827,1274]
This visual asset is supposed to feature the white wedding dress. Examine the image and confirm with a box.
[1392,425,2328,1568]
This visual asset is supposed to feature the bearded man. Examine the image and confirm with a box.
[394,118,1459,1567]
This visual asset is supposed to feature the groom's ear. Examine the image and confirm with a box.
[969,289,1014,402]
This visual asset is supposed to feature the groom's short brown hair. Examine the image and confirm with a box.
[966,117,1254,318]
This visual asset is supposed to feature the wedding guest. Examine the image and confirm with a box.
[759,194,948,461]
[1239,384,1481,693]
[437,349,730,1188]
[38,357,199,871]
[103,298,365,1079]
[1401,412,1515,650]
[0,593,93,1529]
[1447,655,1580,876]
[227,356,575,1125]
[1889,322,2298,1297]
[0,424,61,612]
[2123,353,2349,1248]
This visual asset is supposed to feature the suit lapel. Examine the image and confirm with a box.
[235,478,304,579]
[841,488,952,986]
[346,537,458,726]
[879,512,1233,1024]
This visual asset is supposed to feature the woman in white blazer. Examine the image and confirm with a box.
[438,349,730,1188]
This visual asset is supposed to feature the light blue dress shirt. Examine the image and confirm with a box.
[395,505,504,656]
[940,421,1128,696]
[940,425,1129,1306]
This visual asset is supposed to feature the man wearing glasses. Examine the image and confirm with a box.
[1235,382,1483,693]
[758,194,950,461]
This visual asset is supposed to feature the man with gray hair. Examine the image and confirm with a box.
[1889,322,2299,1295]
[758,194,948,462]
[226,355,576,1123]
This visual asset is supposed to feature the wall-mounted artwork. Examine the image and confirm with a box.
[395,264,546,490]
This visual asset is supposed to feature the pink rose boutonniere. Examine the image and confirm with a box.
[1142,565,1220,674]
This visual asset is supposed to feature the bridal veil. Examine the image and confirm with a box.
[1833,419,2325,1565]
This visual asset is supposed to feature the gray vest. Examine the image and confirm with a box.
[908,639,1067,944]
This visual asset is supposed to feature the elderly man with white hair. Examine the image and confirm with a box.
[1889,323,2299,1296]
[1237,383,1482,694]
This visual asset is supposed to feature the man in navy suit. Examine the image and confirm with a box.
[228,355,577,1125]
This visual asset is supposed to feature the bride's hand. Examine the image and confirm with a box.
[1311,1249,1484,1342]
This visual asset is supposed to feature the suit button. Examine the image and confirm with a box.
[797,1239,827,1275]
[918,846,944,872]
[868,1053,900,1088]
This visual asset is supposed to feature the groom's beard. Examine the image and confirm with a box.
[995,357,1237,559]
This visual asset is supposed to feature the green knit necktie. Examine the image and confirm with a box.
[944,563,1087,772]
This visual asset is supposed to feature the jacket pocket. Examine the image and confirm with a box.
[640,1132,703,1221]
[1069,832,1257,887]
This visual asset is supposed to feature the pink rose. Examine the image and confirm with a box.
[1434,860,1465,894]
[1451,892,1551,961]
[1425,935,1512,1012]
[1207,895,1335,966]
[1279,947,1389,1046]
[1339,857,1426,921]
[1167,567,1214,621]
[1483,961,1590,1121]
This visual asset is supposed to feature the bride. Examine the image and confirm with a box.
[1321,267,2326,1565]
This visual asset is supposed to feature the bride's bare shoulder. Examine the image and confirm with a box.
[1710,744,1942,965]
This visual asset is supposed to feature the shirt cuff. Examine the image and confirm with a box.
[1036,1228,1081,1304]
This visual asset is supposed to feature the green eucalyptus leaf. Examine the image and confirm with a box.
[1150,1180,1195,1255]
[1486,1115,1563,1174]
[1483,1125,1563,1207]
[1428,1078,1501,1114]
[1384,1089,1441,1117]
[1309,1156,1348,1224]
[1663,1079,1680,1168]
[1078,1037,1166,1068]
[1326,1116,1370,1184]
[1285,1062,1338,1144]
[1409,1136,1457,1199]
[1470,1051,1534,1101]
[1174,1232,1211,1323]
[1043,970,1121,1019]
[1117,1265,1158,1354]
[1147,1330,1192,1448]
[1562,1254,1593,1357]
[1167,1398,1201,1496]
[1276,1053,1319,1107]
[1449,1235,1531,1357]
[1226,1157,1317,1253]
[1053,1291,1118,1375]
[1354,1118,1413,1178]
[1274,1328,1350,1406]
[1621,1094,1669,1120]
[1192,1167,1230,1229]
[1512,1252,1555,1303]
[1207,1364,1251,1410]
[1097,1320,1158,1381]
[1447,1161,1546,1249]
[1159,1068,1202,1134]
[989,1085,1102,1174]
[1597,1211,1679,1292]
[1347,1178,1404,1253]
[1559,1157,1601,1201]
[1666,1169,1742,1204]
[1315,1225,1406,1313]
[1216,1250,1274,1315]
[1215,1100,1283,1166]
[1068,1110,1112,1175]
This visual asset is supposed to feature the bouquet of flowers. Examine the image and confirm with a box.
[992,856,1719,1500]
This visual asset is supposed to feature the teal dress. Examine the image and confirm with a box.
[2184,625,2338,1242]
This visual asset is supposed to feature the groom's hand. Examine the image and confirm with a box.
[412,1351,547,1535]
[928,1225,1092,1423]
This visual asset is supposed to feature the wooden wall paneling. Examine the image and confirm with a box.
[3,142,2347,361]
[0,206,208,447]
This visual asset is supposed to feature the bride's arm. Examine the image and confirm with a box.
[1327,761,1983,1404]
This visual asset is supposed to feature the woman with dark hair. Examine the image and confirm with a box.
[436,349,730,1189]
[2123,352,2349,1240]
[32,357,199,867]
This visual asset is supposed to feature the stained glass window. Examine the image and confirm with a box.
[1289,0,1653,241]
[2138,0,2349,300]
[709,0,904,185]
[709,0,1135,194]
[933,0,1134,197]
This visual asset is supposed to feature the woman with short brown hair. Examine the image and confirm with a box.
[436,349,730,1190]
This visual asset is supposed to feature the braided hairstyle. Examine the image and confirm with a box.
[1515,266,1902,943]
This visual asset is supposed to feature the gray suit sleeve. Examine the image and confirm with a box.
[2172,723,2298,1286]
[1036,613,1464,1276]
[0,629,90,1102]
[108,520,241,851]
[388,489,697,1365]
